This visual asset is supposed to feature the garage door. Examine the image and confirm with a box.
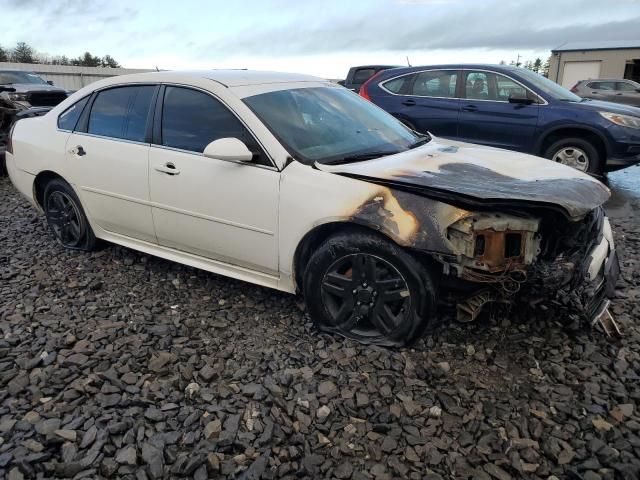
[561,61,602,88]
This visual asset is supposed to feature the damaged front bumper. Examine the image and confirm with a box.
[445,208,620,334]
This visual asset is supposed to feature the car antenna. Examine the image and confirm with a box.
[406,56,412,67]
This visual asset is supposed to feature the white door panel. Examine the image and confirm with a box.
[66,133,156,243]
[149,147,279,273]
[561,61,601,88]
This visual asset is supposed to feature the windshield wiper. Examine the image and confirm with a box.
[409,134,431,149]
[324,151,400,165]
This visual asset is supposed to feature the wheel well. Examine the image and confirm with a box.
[292,222,442,294]
[33,171,66,209]
[539,128,607,161]
[293,222,387,293]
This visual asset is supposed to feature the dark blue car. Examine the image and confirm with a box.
[359,64,640,175]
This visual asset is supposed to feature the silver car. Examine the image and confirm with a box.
[571,78,640,107]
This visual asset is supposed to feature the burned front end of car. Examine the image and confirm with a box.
[443,205,619,333]
[319,142,620,334]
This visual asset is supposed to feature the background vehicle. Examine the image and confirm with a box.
[338,65,398,92]
[570,78,640,107]
[1,70,68,173]
[6,70,617,346]
[360,64,640,175]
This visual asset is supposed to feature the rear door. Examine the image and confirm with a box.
[66,85,157,243]
[586,81,618,102]
[457,69,540,152]
[615,81,640,106]
[385,69,461,137]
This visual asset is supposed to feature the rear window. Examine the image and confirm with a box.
[57,96,90,131]
[88,86,155,142]
[352,69,376,85]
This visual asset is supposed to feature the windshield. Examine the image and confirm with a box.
[243,86,423,164]
[0,71,48,85]
[515,68,583,102]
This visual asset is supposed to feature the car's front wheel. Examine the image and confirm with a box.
[544,137,602,175]
[303,230,437,346]
[44,179,97,251]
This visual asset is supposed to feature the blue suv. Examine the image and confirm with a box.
[359,64,640,175]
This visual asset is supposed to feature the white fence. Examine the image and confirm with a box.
[0,62,155,90]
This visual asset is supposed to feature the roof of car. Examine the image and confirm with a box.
[109,70,324,87]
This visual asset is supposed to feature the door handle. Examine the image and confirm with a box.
[462,105,478,112]
[154,163,181,176]
[69,145,86,156]
[402,99,416,106]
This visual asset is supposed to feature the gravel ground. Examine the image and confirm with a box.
[0,175,639,480]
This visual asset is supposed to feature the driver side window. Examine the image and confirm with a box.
[160,86,270,166]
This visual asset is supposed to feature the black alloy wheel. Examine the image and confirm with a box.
[44,179,97,251]
[321,253,411,342]
[304,230,436,346]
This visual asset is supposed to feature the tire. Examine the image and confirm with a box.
[543,137,602,175]
[303,230,437,346]
[0,153,6,177]
[44,178,97,251]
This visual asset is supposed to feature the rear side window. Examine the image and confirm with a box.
[382,76,408,94]
[411,70,458,98]
[57,96,90,131]
[161,87,249,153]
[352,69,376,86]
[588,81,615,90]
[88,86,155,142]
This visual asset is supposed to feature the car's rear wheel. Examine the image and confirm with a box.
[303,231,436,346]
[544,137,602,175]
[44,179,97,251]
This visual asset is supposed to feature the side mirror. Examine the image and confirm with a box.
[203,138,253,162]
[508,93,534,105]
[0,86,16,93]
[46,80,54,86]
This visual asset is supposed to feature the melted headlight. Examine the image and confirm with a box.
[447,213,541,272]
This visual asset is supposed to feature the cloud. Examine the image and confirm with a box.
[200,0,640,58]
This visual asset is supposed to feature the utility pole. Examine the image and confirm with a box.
[516,53,522,67]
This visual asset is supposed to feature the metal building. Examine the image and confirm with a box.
[549,40,640,88]
[0,62,154,90]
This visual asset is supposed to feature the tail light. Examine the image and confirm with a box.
[6,122,16,155]
[359,70,386,102]
[570,83,579,93]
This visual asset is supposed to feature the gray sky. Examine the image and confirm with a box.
[1,0,639,77]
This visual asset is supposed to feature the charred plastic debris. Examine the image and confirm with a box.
[335,161,620,336]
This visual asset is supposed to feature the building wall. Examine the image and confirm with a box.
[0,62,154,91]
[549,48,640,85]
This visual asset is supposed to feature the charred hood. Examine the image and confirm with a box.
[316,139,610,219]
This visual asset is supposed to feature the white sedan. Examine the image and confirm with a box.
[5,70,620,345]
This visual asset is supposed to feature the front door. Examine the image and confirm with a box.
[457,70,540,152]
[66,85,157,243]
[148,86,280,274]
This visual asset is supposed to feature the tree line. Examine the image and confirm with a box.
[499,56,551,77]
[0,41,120,68]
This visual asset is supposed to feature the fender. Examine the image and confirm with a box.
[534,122,611,157]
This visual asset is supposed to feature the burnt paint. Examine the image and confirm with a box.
[350,188,457,255]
